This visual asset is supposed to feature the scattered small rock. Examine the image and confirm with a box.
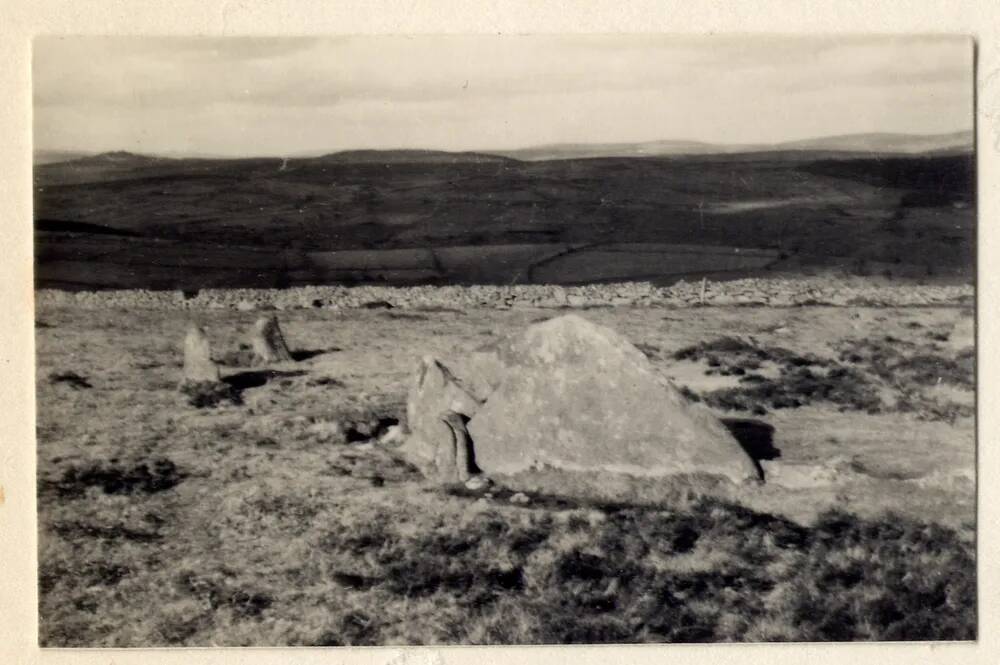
[308,420,346,443]
[378,424,406,446]
[509,492,531,505]
[464,475,492,491]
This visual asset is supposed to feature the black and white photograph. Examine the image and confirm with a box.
[31,34,976,647]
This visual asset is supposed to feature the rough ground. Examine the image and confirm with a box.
[35,296,976,646]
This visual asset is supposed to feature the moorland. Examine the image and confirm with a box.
[34,140,974,291]
[33,134,978,645]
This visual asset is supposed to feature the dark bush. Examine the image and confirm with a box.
[673,337,882,415]
[784,509,976,641]
[46,458,184,498]
[179,380,241,408]
[48,372,92,389]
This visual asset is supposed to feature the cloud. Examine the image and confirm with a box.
[32,35,973,155]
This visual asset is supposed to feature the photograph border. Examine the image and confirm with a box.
[2,1,998,663]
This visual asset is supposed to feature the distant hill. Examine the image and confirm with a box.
[34,148,515,167]
[33,151,186,186]
[66,151,172,166]
[33,148,518,187]
[491,140,734,161]
[312,149,514,164]
[494,131,974,161]
[774,131,973,155]
[33,149,94,165]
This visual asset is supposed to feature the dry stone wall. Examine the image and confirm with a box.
[35,277,973,311]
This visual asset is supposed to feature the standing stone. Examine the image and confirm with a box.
[182,323,221,383]
[398,355,481,478]
[250,315,293,364]
[467,314,759,485]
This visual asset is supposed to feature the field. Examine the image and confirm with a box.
[34,150,974,290]
[35,301,976,646]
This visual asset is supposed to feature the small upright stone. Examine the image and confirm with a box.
[183,323,220,383]
[180,324,239,407]
[250,315,293,364]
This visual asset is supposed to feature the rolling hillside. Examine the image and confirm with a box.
[33,140,975,290]
[494,131,973,161]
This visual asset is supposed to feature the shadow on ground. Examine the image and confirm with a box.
[721,418,780,481]
[223,369,308,395]
[291,348,341,361]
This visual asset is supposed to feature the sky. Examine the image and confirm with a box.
[33,35,973,157]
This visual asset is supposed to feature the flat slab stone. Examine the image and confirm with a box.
[399,355,482,476]
[467,314,758,484]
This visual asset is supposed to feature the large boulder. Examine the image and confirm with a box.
[249,315,293,364]
[399,355,482,479]
[448,343,507,402]
[182,323,221,383]
[466,314,759,484]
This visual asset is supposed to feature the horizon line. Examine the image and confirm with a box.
[35,128,976,162]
